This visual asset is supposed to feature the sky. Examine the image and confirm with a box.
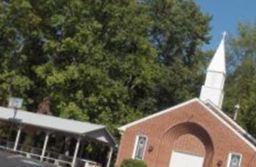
[195,0,256,50]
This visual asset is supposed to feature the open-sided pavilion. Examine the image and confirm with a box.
[0,106,116,167]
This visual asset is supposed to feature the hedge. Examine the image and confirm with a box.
[120,159,147,167]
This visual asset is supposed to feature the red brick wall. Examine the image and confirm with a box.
[173,134,205,157]
[115,100,256,167]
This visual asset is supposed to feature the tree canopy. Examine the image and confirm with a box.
[224,23,256,136]
[0,0,211,134]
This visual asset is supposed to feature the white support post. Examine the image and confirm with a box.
[85,162,89,167]
[64,136,70,156]
[72,137,81,167]
[106,147,113,167]
[40,132,50,162]
[13,127,21,151]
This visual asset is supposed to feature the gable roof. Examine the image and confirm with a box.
[119,98,256,151]
[0,106,116,146]
[119,98,198,132]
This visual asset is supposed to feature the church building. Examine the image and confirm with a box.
[115,34,256,167]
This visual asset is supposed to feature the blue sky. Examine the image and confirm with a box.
[195,0,256,50]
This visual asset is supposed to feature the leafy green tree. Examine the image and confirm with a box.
[150,0,211,65]
[224,23,256,136]
[0,0,211,135]
[0,0,161,132]
[149,0,211,108]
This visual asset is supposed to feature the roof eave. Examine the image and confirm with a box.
[118,98,199,132]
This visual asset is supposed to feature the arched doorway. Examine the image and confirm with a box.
[156,122,214,167]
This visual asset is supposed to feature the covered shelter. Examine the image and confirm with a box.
[0,106,116,167]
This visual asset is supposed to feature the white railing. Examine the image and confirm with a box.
[79,159,101,167]
[0,138,101,167]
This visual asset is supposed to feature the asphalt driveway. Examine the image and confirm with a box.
[0,151,54,167]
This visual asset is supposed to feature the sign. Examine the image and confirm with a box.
[8,97,23,109]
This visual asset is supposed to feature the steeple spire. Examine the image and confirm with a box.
[207,32,226,74]
[199,32,227,108]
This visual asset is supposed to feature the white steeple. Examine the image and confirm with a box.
[200,32,227,108]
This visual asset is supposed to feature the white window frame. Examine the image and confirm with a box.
[226,152,242,167]
[132,134,148,160]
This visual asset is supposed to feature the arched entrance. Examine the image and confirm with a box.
[156,122,214,167]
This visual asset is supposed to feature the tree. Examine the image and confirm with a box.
[0,0,211,134]
[149,0,211,108]
[0,0,161,133]
[224,23,256,136]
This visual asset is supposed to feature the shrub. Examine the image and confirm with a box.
[120,159,147,167]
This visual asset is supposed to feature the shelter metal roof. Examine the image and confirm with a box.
[0,106,116,147]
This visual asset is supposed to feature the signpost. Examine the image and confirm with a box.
[7,97,23,150]
[8,97,23,122]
